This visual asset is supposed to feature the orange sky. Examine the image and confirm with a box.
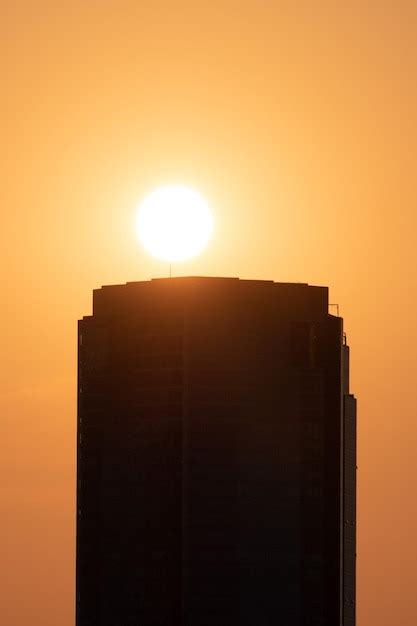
[2,2,417,624]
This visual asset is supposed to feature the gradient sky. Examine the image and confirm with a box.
[2,2,417,625]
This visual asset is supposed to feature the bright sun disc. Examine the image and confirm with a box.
[136,185,214,263]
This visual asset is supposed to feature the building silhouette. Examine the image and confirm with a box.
[77,277,356,626]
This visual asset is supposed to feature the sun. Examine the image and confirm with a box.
[136,185,214,263]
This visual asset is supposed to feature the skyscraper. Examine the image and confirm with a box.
[77,277,356,626]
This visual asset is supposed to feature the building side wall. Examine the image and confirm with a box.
[343,394,357,626]
[77,310,185,626]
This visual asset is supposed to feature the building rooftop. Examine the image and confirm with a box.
[86,276,331,320]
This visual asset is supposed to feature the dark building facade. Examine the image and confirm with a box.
[77,277,356,626]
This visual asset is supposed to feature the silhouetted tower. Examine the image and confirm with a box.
[77,277,356,626]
